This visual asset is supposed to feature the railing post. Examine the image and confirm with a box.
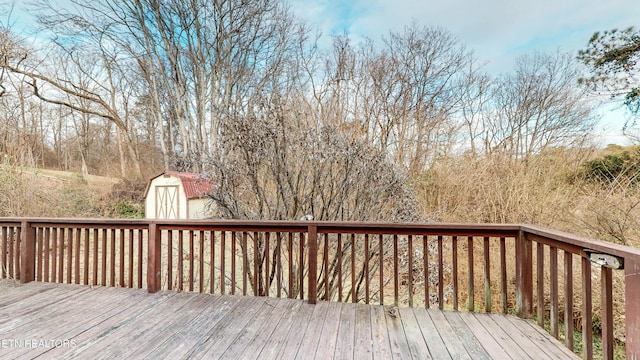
[20,221,35,283]
[147,222,161,293]
[307,225,318,304]
[515,230,533,318]
[626,257,640,360]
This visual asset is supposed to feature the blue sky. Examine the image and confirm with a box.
[290,0,640,145]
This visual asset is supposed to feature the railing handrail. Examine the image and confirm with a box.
[5,217,639,259]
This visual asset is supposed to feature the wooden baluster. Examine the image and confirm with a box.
[44,228,50,282]
[287,232,293,298]
[16,227,21,280]
[221,231,226,294]
[189,230,194,292]
[601,266,614,359]
[365,234,370,304]
[324,233,329,301]
[484,237,491,313]
[74,228,81,284]
[92,229,98,286]
[537,243,545,327]
[352,233,357,303]
[276,232,281,298]
[232,231,237,295]
[167,229,173,291]
[128,229,134,287]
[378,234,382,305]
[467,236,474,312]
[199,231,205,293]
[582,257,593,359]
[550,246,559,339]
[393,234,398,306]
[119,229,125,287]
[110,229,116,287]
[408,235,413,307]
[214,230,219,295]
[424,235,430,309]
[243,231,248,296]
[84,229,90,286]
[438,235,444,310]
[452,236,458,311]
[9,226,14,282]
[1,226,6,278]
[36,227,43,281]
[264,232,270,297]
[51,228,57,283]
[564,251,573,351]
[178,230,183,291]
[500,237,507,314]
[138,229,143,288]
[254,232,259,296]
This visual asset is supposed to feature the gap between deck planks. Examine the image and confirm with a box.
[0,280,578,359]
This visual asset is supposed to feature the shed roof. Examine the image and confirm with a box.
[146,171,214,200]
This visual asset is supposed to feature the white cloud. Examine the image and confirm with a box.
[291,0,640,75]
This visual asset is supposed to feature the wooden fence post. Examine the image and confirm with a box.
[626,257,640,360]
[20,221,35,283]
[147,222,161,293]
[515,230,533,318]
[307,225,318,304]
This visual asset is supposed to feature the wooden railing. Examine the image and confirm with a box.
[1,218,639,359]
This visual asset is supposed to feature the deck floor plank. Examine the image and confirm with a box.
[306,302,344,360]
[99,292,218,359]
[411,307,451,359]
[0,281,580,360]
[354,303,374,360]
[369,305,393,360]
[383,306,413,360]
[427,309,472,360]
[507,315,580,359]
[255,298,306,360]
[335,302,357,359]
[190,295,267,359]
[397,307,432,359]
[489,313,557,360]
[442,310,492,360]
[456,311,512,359]
[219,297,293,359]
[276,299,318,360]
[143,294,244,359]
[473,312,537,360]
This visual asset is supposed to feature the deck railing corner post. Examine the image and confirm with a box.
[625,257,640,360]
[515,230,533,318]
[147,222,161,293]
[19,220,36,283]
[307,224,318,305]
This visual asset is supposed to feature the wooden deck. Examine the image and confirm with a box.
[0,280,578,359]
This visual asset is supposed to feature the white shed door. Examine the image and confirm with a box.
[156,185,179,219]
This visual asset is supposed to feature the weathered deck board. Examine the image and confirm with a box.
[0,280,579,360]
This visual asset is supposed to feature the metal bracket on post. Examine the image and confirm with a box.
[584,250,624,270]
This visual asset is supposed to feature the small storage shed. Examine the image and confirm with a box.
[144,171,213,219]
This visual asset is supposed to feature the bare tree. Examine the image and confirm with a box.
[201,95,422,299]
[485,52,597,158]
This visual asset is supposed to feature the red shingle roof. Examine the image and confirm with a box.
[149,171,214,199]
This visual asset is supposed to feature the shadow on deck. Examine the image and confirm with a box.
[0,280,577,359]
